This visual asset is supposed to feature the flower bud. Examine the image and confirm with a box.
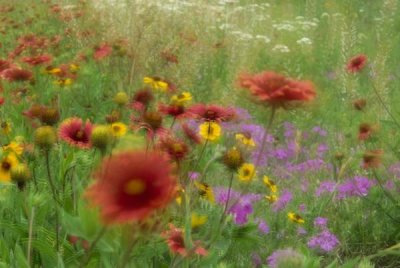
[34,126,57,149]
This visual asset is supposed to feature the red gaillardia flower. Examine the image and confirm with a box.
[358,123,377,141]
[22,54,52,66]
[158,137,189,161]
[85,150,177,224]
[93,43,112,61]
[238,71,316,108]
[1,68,33,82]
[347,54,367,73]
[363,149,383,169]
[187,104,235,122]
[131,88,154,111]
[162,224,208,257]
[58,117,93,149]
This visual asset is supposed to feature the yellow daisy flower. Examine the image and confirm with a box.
[69,64,80,73]
[1,122,11,135]
[238,163,255,182]
[3,142,24,155]
[53,78,73,86]
[195,181,215,203]
[265,194,278,203]
[191,213,207,229]
[199,122,221,141]
[235,133,256,147]
[143,76,168,92]
[263,176,278,193]
[170,92,192,106]
[288,212,305,224]
[111,122,127,137]
[0,153,19,183]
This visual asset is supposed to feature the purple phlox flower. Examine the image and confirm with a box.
[297,227,307,236]
[388,162,400,179]
[251,253,262,268]
[234,107,252,121]
[312,126,327,137]
[267,248,303,268]
[315,181,336,197]
[308,230,339,252]
[288,159,327,173]
[188,171,200,181]
[286,140,297,158]
[301,179,309,192]
[255,218,270,234]
[337,176,375,199]
[314,217,328,229]
[385,180,395,190]
[272,190,292,212]
[272,148,289,160]
[316,143,329,157]
[214,187,262,225]
[298,204,306,212]
[283,122,296,138]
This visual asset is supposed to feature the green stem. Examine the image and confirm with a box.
[80,226,108,267]
[255,107,276,167]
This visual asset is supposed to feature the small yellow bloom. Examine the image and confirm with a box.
[111,122,127,137]
[69,64,80,73]
[171,92,192,106]
[235,133,256,147]
[288,212,305,224]
[3,142,24,155]
[263,176,278,193]
[46,67,62,75]
[191,213,207,228]
[0,153,19,183]
[195,181,215,203]
[265,194,278,203]
[199,122,221,141]
[1,122,11,135]
[53,78,73,86]
[143,76,168,92]
[238,163,255,182]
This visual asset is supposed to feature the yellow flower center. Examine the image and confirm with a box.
[113,125,121,132]
[124,179,146,195]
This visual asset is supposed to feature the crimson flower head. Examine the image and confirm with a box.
[93,44,112,60]
[159,103,186,119]
[85,150,177,224]
[158,137,189,161]
[238,71,316,108]
[187,104,235,122]
[358,123,377,141]
[347,54,367,73]
[58,117,93,149]
[1,68,33,82]
[162,224,208,257]
[363,149,383,169]
[131,89,154,111]
[0,59,14,72]
[22,54,52,66]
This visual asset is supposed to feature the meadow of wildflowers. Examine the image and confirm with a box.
[1,0,400,267]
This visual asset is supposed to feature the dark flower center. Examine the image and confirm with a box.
[1,160,11,171]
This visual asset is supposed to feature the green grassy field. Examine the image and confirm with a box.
[1,0,400,267]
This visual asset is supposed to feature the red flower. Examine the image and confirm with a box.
[162,224,207,257]
[58,117,93,149]
[358,123,376,141]
[1,68,33,82]
[181,123,201,144]
[22,54,52,66]
[85,151,177,224]
[0,59,13,72]
[130,89,154,111]
[159,103,186,119]
[347,54,367,73]
[238,71,316,108]
[363,149,383,169]
[187,104,235,122]
[93,44,112,60]
[158,137,189,161]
